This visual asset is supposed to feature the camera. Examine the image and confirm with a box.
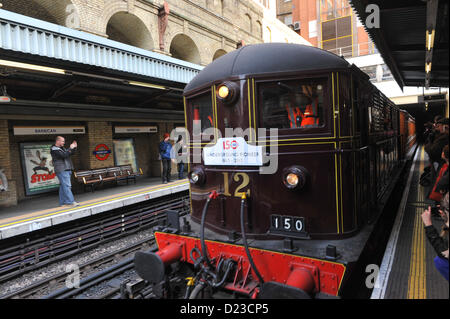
[431,206,440,215]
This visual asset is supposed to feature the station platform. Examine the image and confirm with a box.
[0,177,189,240]
[372,146,449,299]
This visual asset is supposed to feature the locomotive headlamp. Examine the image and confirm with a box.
[216,81,239,105]
[191,172,199,183]
[286,173,299,187]
[189,167,206,185]
[282,166,308,190]
[218,85,230,99]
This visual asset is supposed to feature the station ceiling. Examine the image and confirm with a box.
[350,0,449,89]
[0,55,186,122]
[0,9,201,122]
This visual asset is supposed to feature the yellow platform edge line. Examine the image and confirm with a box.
[407,147,427,299]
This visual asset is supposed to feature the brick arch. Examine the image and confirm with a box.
[98,1,129,34]
[256,20,263,39]
[105,11,155,50]
[212,49,227,61]
[1,0,81,27]
[244,13,252,33]
[168,33,201,65]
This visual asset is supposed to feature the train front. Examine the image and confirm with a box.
[134,44,355,299]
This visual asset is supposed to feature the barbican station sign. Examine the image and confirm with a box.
[14,126,86,135]
[93,144,111,161]
[114,126,158,134]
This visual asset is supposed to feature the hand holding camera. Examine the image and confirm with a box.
[421,206,433,227]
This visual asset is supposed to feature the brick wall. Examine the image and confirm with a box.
[9,133,84,202]
[0,120,17,207]
[86,122,115,169]
[1,0,265,65]
[0,120,185,206]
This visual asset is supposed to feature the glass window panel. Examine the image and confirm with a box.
[191,94,214,132]
[260,79,326,130]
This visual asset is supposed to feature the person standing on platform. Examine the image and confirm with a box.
[175,135,187,180]
[159,133,172,184]
[425,118,449,189]
[50,136,79,207]
[422,192,449,281]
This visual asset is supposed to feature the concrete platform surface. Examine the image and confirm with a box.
[0,177,189,240]
[372,147,449,299]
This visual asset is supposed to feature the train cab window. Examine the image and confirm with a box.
[260,80,325,130]
[190,94,214,132]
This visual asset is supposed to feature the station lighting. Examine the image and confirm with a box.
[425,62,432,73]
[128,81,166,90]
[0,85,14,103]
[0,59,66,75]
[0,59,168,91]
[426,30,435,51]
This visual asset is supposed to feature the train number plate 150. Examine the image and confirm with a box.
[269,215,308,238]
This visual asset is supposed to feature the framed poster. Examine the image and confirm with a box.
[113,138,138,173]
[20,142,59,196]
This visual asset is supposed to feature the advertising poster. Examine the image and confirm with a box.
[113,138,138,173]
[20,142,59,196]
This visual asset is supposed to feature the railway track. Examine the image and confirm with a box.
[0,194,189,283]
[1,236,156,299]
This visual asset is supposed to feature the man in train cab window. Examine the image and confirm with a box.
[285,104,303,128]
[301,97,320,127]
[299,85,320,128]
[193,107,213,131]
[50,136,79,207]
[159,133,172,184]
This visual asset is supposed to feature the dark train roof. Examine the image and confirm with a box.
[184,43,350,93]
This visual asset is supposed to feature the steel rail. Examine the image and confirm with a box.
[1,237,156,299]
[0,196,189,282]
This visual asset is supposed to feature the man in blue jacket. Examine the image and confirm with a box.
[50,136,79,207]
[159,133,172,183]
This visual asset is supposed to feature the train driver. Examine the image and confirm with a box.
[285,104,303,128]
[300,85,320,127]
[193,107,213,129]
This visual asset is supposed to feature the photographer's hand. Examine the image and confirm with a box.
[421,206,433,227]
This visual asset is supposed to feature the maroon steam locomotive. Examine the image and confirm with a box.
[134,43,416,299]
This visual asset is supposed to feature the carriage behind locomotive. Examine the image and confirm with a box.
[134,44,416,299]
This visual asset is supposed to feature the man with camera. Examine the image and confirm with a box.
[50,136,79,207]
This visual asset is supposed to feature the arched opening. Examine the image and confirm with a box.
[106,12,154,50]
[170,34,201,64]
[1,0,79,27]
[213,49,227,61]
[245,14,252,33]
[256,21,263,39]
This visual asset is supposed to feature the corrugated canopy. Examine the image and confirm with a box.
[350,0,449,89]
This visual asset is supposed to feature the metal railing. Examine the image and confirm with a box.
[325,41,378,58]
